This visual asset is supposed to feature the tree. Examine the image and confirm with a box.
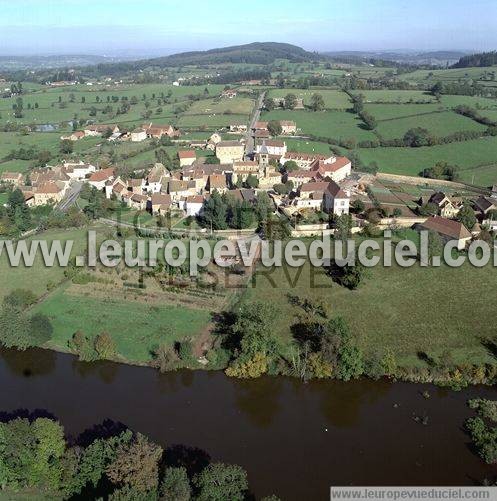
[29,313,53,345]
[457,202,477,230]
[3,289,36,310]
[7,188,31,232]
[334,213,353,243]
[160,467,191,501]
[60,139,74,154]
[351,199,365,214]
[360,111,377,130]
[151,343,179,373]
[254,191,272,222]
[233,302,278,358]
[244,174,259,189]
[267,120,282,137]
[403,128,433,147]
[94,331,117,359]
[284,93,297,110]
[283,160,299,172]
[106,433,163,494]
[431,81,444,97]
[200,190,228,230]
[310,93,325,111]
[193,463,248,501]
[263,96,274,111]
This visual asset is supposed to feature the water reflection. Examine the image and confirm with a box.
[232,377,284,428]
[0,347,56,377]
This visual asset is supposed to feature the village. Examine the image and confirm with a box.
[1,103,497,251]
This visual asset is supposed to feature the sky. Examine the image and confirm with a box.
[0,0,496,56]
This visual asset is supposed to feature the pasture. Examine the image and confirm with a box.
[375,110,486,139]
[37,287,212,362]
[268,88,351,109]
[263,109,376,142]
[358,136,497,177]
[243,253,497,367]
[351,90,436,103]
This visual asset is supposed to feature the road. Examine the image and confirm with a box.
[58,181,83,212]
[245,91,265,158]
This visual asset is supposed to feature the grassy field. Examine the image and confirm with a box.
[242,255,497,367]
[457,163,497,187]
[177,113,249,128]
[284,138,336,155]
[375,110,486,139]
[351,90,436,103]
[185,96,254,116]
[358,136,497,177]
[0,227,91,301]
[365,103,444,121]
[267,88,351,109]
[399,66,497,85]
[36,287,212,362]
[263,109,376,142]
[0,159,31,174]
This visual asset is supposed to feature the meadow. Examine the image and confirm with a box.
[350,90,436,103]
[0,227,91,301]
[242,255,497,368]
[263,109,376,142]
[375,110,486,139]
[268,88,351,109]
[36,286,212,362]
[358,136,497,177]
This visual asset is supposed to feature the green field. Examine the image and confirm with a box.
[351,90,436,103]
[267,88,351,109]
[243,256,497,367]
[177,113,249,128]
[263,109,376,142]
[399,66,497,85]
[185,96,254,116]
[0,227,91,301]
[457,163,497,187]
[375,110,486,139]
[0,159,31,174]
[284,138,335,155]
[439,94,497,109]
[36,287,211,362]
[365,103,445,121]
[358,136,497,177]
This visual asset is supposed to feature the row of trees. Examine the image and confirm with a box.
[0,415,277,500]
[199,190,273,231]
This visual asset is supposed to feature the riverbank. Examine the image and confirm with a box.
[0,347,496,500]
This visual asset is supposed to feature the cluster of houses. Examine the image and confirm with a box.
[77,139,353,219]
[0,161,96,206]
[413,189,497,249]
[61,122,180,143]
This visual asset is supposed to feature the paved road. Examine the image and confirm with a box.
[245,91,266,158]
[58,181,83,212]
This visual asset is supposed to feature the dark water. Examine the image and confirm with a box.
[0,348,496,501]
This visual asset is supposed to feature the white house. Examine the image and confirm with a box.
[311,157,351,183]
[131,129,147,142]
[62,161,96,180]
[184,195,206,217]
[255,140,287,158]
[324,181,350,215]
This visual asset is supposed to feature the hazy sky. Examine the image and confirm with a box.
[1,0,496,56]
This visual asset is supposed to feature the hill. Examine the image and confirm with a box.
[452,51,497,68]
[138,42,321,67]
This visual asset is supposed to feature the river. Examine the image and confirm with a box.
[0,348,495,500]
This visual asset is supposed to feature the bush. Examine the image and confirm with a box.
[225,352,268,379]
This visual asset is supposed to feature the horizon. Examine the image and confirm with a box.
[1,0,496,56]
